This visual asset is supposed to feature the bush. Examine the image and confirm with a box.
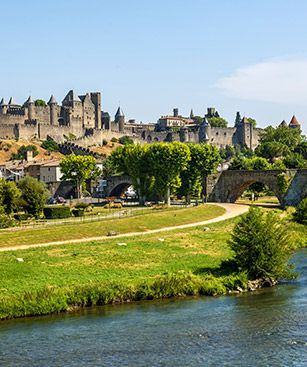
[74,202,90,210]
[43,206,71,219]
[72,208,85,217]
[14,213,33,221]
[102,139,108,146]
[11,145,39,160]
[293,198,307,225]
[111,137,118,143]
[229,207,295,280]
[41,137,59,152]
[0,213,15,228]
[119,136,134,145]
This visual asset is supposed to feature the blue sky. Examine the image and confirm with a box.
[1,0,307,133]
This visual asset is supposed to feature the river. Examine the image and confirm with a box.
[0,249,306,367]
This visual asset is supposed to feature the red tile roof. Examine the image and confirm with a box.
[289,115,300,126]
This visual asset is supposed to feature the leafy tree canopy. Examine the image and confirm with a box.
[208,117,228,128]
[60,155,101,198]
[11,145,39,160]
[18,176,48,218]
[246,117,257,128]
[34,99,47,107]
[0,178,21,214]
[229,207,295,280]
[119,136,134,145]
[260,126,302,147]
[41,137,59,152]
[255,141,290,161]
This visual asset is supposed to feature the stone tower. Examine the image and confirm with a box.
[48,95,58,125]
[0,98,7,114]
[24,96,35,120]
[115,107,125,133]
[90,92,102,129]
[199,116,210,143]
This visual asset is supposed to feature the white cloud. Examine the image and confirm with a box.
[216,58,307,105]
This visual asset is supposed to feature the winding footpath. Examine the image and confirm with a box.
[0,203,249,252]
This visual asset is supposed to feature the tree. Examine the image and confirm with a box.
[260,126,302,148]
[229,207,295,280]
[247,117,257,128]
[179,144,220,203]
[34,99,47,107]
[109,144,153,204]
[283,153,307,169]
[294,141,307,160]
[11,145,39,160]
[119,135,134,145]
[0,179,21,214]
[18,176,48,218]
[293,198,307,225]
[255,141,290,162]
[207,117,228,128]
[147,142,191,205]
[41,137,59,152]
[245,156,270,170]
[60,155,101,198]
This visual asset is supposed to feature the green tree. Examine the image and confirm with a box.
[41,137,59,152]
[293,198,307,225]
[245,156,270,170]
[34,99,47,107]
[260,126,302,147]
[11,145,39,160]
[283,153,307,169]
[109,144,153,204]
[207,117,228,128]
[255,141,290,162]
[229,207,295,280]
[119,135,134,145]
[179,144,220,203]
[247,117,257,128]
[60,155,101,198]
[294,141,307,160]
[147,142,191,205]
[18,176,48,218]
[0,179,21,214]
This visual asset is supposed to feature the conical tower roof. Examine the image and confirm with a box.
[202,116,209,126]
[279,120,287,128]
[190,109,194,118]
[289,115,300,126]
[8,97,19,106]
[0,98,6,106]
[62,90,81,104]
[115,106,124,117]
[48,95,57,105]
[24,95,34,106]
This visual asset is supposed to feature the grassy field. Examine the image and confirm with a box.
[0,204,225,248]
[0,207,305,320]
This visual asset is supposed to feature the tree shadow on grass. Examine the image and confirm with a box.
[194,259,239,277]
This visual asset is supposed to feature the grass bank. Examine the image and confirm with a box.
[0,210,305,320]
[0,204,225,248]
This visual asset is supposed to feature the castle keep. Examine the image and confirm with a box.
[0,89,301,149]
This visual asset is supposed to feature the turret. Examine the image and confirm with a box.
[48,95,58,125]
[115,107,125,133]
[289,115,301,129]
[24,96,35,120]
[199,116,210,143]
[0,98,7,114]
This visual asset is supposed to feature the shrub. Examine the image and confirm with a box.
[72,208,85,217]
[43,206,71,219]
[14,213,33,221]
[228,207,295,280]
[111,137,118,143]
[102,139,108,146]
[293,198,307,225]
[11,145,39,160]
[41,137,59,152]
[0,213,15,228]
[119,136,134,145]
[75,202,90,210]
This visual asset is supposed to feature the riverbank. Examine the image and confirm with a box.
[0,206,305,320]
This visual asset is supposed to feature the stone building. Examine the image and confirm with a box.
[0,89,301,150]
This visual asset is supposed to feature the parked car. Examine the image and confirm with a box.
[47,197,57,205]
[56,196,66,204]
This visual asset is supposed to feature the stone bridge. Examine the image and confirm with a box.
[205,169,307,206]
[104,175,132,197]
[105,169,307,206]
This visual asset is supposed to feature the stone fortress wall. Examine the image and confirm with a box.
[0,89,300,150]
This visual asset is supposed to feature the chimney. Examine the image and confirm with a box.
[26,150,34,162]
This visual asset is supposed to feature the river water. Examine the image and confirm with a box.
[0,249,306,367]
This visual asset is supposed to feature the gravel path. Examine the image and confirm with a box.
[0,203,249,252]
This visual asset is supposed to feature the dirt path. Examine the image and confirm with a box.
[0,203,249,252]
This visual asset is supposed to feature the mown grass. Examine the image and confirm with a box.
[0,209,305,320]
[0,204,225,248]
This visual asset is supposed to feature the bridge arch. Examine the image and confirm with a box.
[105,175,133,197]
[109,182,132,197]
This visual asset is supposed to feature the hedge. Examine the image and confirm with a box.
[43,206,71,219]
